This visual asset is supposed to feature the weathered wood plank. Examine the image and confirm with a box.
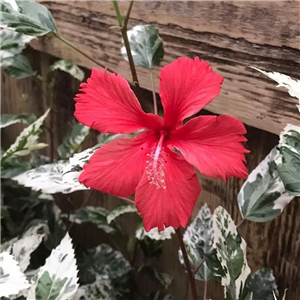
[30,0,300,136]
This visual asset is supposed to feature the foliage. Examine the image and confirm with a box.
[238,147,294,222]
[0,28,36,78]
[121,25,164,69]
[27,233,79,300]
[1,109,49,163]
[50,60,85,82]
[0,252,30,298]
[213,206,251,300]
[179,204,217,281]
[0,0,57,36]
[0,113,36,128]
[277,124,300,196]
[252,67,300,111]
[57,122,90,159]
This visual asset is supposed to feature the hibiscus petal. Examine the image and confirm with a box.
[79,131,158,197]
[167,115,249,181]
[135,149,201,231]
[75,68,163,133]
[159,57,223,129]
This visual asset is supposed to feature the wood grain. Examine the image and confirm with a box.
[1,48,300,299]
[30,0,300,135]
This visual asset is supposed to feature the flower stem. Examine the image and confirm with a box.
[149,69,158,114]
[113,1,140,91]
[52,32,115,73]
[117,196,135,205]
[203,280,207,300]
[176,228,198,300]
[193,257,205,276]
[236,218,245,228]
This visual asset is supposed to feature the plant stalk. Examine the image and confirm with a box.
[113,1,140,90]
[203,280,207,300]
[149,69,158,114]
[176,228,198,300]
[53,33,115,73]
[193,257,205,276]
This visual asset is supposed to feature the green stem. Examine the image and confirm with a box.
[176,228,198,300]
[53,33,115,73]
[149,70,158,114]
[48,75,56,162]
[113,1,140,90]
[112,0,123,27]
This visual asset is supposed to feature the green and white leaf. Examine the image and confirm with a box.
[1,156,31,178]
[74,275,117,300]
[1,109,49,162]
[136,225,175,241]
[121,25,164,69]
[78,244,131,297]
[0,252,31,298]
[252,67,300,111]
[12,161,87,194]
[0,28,34,61]
[50,60,84,82]
[63,206,120,234]
[179,204,216,281]
[238,147,294,222]
[247,268,278,300]
[277,124,300,196]
[57,122,90,159]
[213,206,251,300]
[62,134,123,185]
[2,53,37,78]
[107,204,137,224]
[12,233,44,272]
[27,233,79,300]
[0,113,36,128]
[0,0,57,36]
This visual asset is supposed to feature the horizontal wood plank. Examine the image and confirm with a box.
[31,1,300,135]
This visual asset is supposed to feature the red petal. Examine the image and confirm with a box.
[79,131,158,197]
[135,149,201,231]
[75,68,163,133]
[167,115,249,181]
[159,57,223,129]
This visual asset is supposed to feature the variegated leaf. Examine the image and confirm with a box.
[0,252,31,298]
[121,25,164,69]
[57,122,90,159]
[27,233,79,300]
[1,109,49,162]
[78,244,131,297]
[50,60,84,82]
[12,161,87,194]
[213,206,251,300]
[277,124,300,196]
[136,225,175,241]
[251,67,300,111]
[107,204,137,224]
[179,204,216,281]
[238,147,294,222]
[0,0,57,36]
[0,113,36,128]
[63,206,121,234]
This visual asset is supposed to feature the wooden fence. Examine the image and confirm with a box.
[1,1,300,299]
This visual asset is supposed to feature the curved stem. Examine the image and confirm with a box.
[149,70,158,114]
[117,196,135,205]
[236,218,245,228]
[53,33,115,73]
[176,228,198,300]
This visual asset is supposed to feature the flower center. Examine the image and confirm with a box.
[145,131,167,189]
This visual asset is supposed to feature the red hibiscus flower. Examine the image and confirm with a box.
[74,57,248,231]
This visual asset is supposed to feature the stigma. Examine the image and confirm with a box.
[145,131,167,189]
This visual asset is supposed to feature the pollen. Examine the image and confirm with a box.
[145,131,167,189]
[145,149,166,189]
